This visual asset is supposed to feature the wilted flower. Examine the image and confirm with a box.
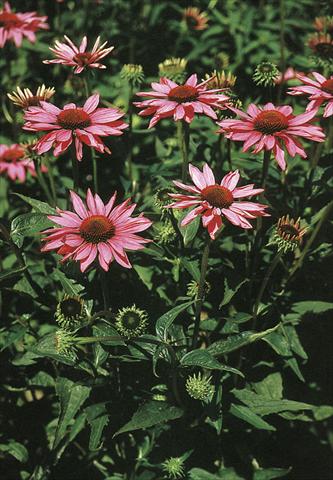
[186,372,214,400]
[120,64,144,86]
[7,85,55,109]
[23,94,128,161]
[314,16,333,34]
[204,70,237,90]
[162,456,185,479]
[218,103,325,171]
[55,294,86,330]
[168,163,268,239]
[134,74,229,128]
[183,7,208,31]
[0,143,46,182]
[158,57,188,83]
[42,189,152,272]
[269,215,307,253]
[43,35,114,74]
[54,329,78,360]
[115,305,148,338]
[288,72,333,117]
[0,2,48,48]
[252,62,280,87]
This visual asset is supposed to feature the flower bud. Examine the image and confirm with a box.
[158,57,188,83]
[162,456,185,479]
[55,294,86,331]
[115,305,148,338]
[253,62,280,87]
[186,372,214,401]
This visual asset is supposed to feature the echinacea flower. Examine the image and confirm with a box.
[217,103,325,171]
[7,84,55,109]
[134,74,229,128]
[42,189,152,272]
[0,143,46,182]
[0,2,48,48]
[23,93,128,161]
[168,163,268,239]
[183,7,208,31]
[43,35,114,74]
[308,33,333,61]
[288,72,333,117]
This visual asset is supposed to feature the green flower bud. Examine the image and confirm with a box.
[55,294,86,331]
[54,329,78,360]
[253,61,280,87]
[186,372,214,401]
[162,457,185,479]
[120,64,144,87]
[115,305,148,338]
[153,221,176,245]
[154,187,175,211]
[186,280,211,299]
[159,57,188,83]
[204,70,237,90]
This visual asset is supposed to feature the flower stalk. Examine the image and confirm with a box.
[32,157,55,206]
[177,120,190,182]
[253,250,283,320]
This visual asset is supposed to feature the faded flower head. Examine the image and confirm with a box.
[8,85,55,110]
[115,305,148,338]
[186,372,214,401]
[308,33,333,63]
[55,294,86,330]
[253,62,280,87]
[269,215,307,253]
[54,329,78,360]
[183,7,208,31]
[121,64,145,87]
[159,57,188,83]
[162,456,185,479]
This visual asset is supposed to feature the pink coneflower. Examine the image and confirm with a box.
[134,74,229,128]
[23,94,128,161]
[43,35,114,74]
[0,143,46,182]
[168,163,268,239]
[0,2,48,48]
[288,72,333,117]
[217,103,325,171]
[42,189,152,272]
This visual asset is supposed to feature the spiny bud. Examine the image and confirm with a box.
[115,305,148,338]
[54,329,78,360]
[186,372,214,401]
[154,187,176,211]
[269,215,307,254]
[253,62,280,87]
[162,457,185,479]
[204,70,237,90]
[7,85,55,109]
[158,57,188,83]
[153,221,176,245]
[120,64,144,87]
[186,280,211,299]
[55,294,86,331]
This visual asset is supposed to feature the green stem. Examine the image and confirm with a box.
[83,77,98,192]
[44,157,57,206]
[277,0,286,104]
[261,149,271,189]
[32,158,54,206]
[253,251,283,322]
[327,116,333,151]
[216,135,224,174]
[226,138,232,170]
[177,120,190,182]
[192,236,211,349]
[71,154,80,191]
[127,82,134,189]
[100,270,110,310]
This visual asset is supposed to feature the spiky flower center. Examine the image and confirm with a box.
[321,79,333,94]
[60,298,82,317]
[73,52,93,66]
[2,148,25,162]
[122,312,141,330]
[201,185,233,208]
[0,12,22,28]
[79,215,115,243]
[254,110,289,134]
[279,224,299,239]
[57,108,91,130]
[168,85,198,103]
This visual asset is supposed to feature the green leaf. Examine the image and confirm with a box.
[189,468,223,479]
[291,301,333,316]
[181,257,200,282]
[29,371,55,388]
[155,300,194,340]
[114,401,183,436]
[178,212,200,246]
[252,373,283,400]
[14,193,56,214]
[230,404,276,431]
[11,213,52,247]
[253,467,291,480]
[220,278,248,308]
[92,322,124,346]
[180,349,244,377]
[85,403,109,450]
[0,324,26,351]
[313,405,333,421]
[52,268,84,295]
[134,265,154,290]
[53,377,91,449]
[208,325,280,357]
[0,440,28,463]
[0,266,27,285]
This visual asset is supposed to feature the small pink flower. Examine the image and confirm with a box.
[134,74,229,128]
[0,143,46,182]
[0,2,48,48]
[217,103,325,171]
[42,189,152,272]
[23,94,128,161]
[274,67,304,85]
[43,35,114,74]
[168,163,269,239]
[288,72,333,118]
